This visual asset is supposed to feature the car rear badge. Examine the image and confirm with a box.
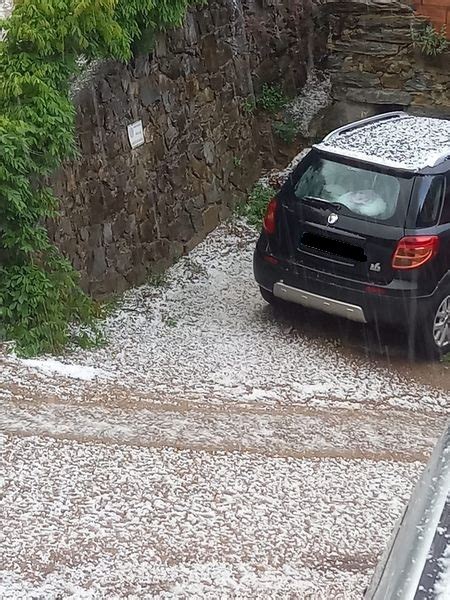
[370,262,382,272]
[328,213,339,225]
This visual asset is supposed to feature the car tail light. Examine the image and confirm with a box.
[263,198,278,235]
[392,236,439,270]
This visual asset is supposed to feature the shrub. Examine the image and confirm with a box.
[236,183,277,228]
[0,0,202,355]
[256,83,289,114]
[411,24,449,56]
[273,119,298,144]
[242,97,256,115]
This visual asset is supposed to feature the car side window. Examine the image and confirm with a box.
[417,176,444,227]
[439,175,450,224]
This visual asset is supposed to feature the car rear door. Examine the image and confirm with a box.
[280,201,406,285]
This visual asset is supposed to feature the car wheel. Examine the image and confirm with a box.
[417,291,450,360]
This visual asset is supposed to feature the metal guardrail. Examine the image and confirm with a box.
[365,422,450,600]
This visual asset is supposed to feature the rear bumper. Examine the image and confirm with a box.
[254,249,433,328]
[273,282,367,323]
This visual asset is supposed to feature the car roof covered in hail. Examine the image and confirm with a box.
[314,112,450,173]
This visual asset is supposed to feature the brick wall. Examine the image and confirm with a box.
[414,0,450,37]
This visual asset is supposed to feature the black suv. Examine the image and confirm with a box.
[254,112,450,359]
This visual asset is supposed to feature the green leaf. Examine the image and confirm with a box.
[0,0,197,356]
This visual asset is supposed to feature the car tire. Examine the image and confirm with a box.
[415,289,450,360]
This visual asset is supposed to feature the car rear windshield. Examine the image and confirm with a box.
[290,152,412,226]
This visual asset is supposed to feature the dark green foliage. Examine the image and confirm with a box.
[242,97,256,115]
[256,83,289,114]
[132,26,157,56]
[0,0,201,355]
[236,183,277,228]
[412,24,449,57]
[273,119,298,144]
[0,258,100,356]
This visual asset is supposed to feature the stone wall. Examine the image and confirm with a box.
[323,0,450,129]
[48,0,317,297]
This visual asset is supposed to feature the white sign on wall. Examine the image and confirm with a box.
[127,120,145,149]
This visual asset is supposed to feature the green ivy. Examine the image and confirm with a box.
[0,0,201,356]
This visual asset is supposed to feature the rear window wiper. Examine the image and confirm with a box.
[302,196,342,212]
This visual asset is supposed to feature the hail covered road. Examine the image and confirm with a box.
[1,221,449,598]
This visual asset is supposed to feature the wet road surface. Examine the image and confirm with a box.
[1,222,449,598]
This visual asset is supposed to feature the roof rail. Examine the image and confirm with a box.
[431,150,450,168]
[322,111,409,143]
